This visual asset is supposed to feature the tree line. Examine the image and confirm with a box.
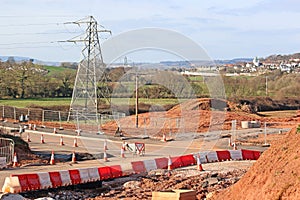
[0,59,298,100]
[0,60,75,98]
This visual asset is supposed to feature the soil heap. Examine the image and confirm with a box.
[212,126,300,200]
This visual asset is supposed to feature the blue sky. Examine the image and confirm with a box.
[0,0,299,62]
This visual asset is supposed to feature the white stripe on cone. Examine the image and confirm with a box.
[12,152,18,167]
[71,151,76,163]
[50,151,55,165]
[197,154,203,171]
[60,136,64,146]
[104,151,108,162]
[121,148,125,158]
[41,134,45,144]
[73,137,78,147]
[104,140,108,151]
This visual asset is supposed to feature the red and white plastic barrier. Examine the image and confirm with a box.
[2,149,262,193]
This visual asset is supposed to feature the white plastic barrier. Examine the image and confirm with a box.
[229,149,243,160]
[88,167,100,181]
[37,172,52,189]
[2,177,21,193]
[59,170,72,186]
[197,151,209,164]
[78,168,90,183]
[206,151,219,163]
[143,159,157,172]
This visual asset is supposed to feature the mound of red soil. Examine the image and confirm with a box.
[101,98,300,136]
[212,126,300,200]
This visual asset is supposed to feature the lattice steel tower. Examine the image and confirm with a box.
[68,16,111,133]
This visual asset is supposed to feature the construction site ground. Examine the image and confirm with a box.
[0,98,299,199]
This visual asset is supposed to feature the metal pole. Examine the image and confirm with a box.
[135,69,139,128]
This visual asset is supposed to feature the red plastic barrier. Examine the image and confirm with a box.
[242,149,255,160]
[49,172,62,188]
[26,174,41,190]
[131,161,146,174]
[110,165,122,178]
[98,166,112,180]
[216,150,231,161]
[253,151,261,160]
[69,169,81,185]
[11,174,29,192]
[171,156,183,169]
[155,157,168,169]
[180,155,196,166]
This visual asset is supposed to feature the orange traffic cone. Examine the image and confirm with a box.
[104,140,108,151]
[60,136,64,146]
[122,141,126,151]
[27,133,31,142]
[233,142,237,150]
[71,151,77,163]
[103,150,108,162]
[121,148,125,158]
[49,151,55,165]
[228,137,232,147]
[12,152,18,167]
[162,133,167,142]
[53,128,57,134]
[41,134,45,144]
[73,137,78,147]
[33,124,37,131]
[197,154,203,171]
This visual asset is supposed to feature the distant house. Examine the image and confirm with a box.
[280,63,291,73]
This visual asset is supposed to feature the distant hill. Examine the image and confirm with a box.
[0,56,61,66]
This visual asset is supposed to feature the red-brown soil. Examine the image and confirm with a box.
[212,126,300,200]
[101,98,300,136]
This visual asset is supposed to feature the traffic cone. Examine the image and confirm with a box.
[28,124,32,130]
[103,140,108,151]
[27,133,31,142]
[41,134,45,144]
[33,124,37,131]
[122,141,126,151]
[162,133,167,142]
[233,142,237,150]
[121,148,125,158]
[49,151,55,165]
[103,150,108,162]
[73,137,78,147]
[71,151,77,163]
[53,128,57,134]
[60,136,64,146]
[197,154,203,171]
[228,137,232,147]
[12,152,18,167]
[167,156,172,171]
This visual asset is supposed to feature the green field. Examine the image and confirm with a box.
[0,97,182,108]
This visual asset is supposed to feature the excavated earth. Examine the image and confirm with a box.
[212,127,300,200]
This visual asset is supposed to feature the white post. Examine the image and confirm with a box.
[13,107,16,122]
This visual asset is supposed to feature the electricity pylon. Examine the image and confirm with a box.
[67,16,111,134]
